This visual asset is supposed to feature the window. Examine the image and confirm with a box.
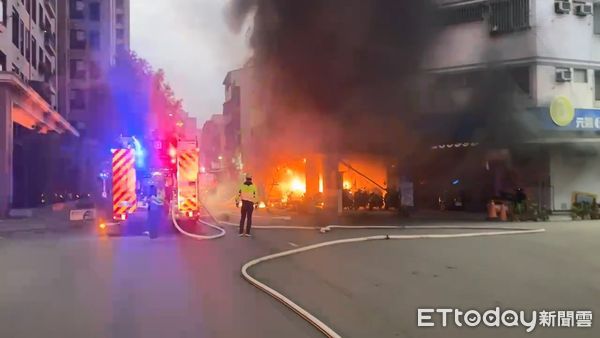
[32,0,36,23]
[19,20,24,55]
[70,29,86,49]
[116,28,124,40]
[89,61,101,79]
[1,0,7,27]
[0,51,6,71]
[441,3,487,25]
[116,13,124,24]
[574,69,588,83]
[25,29,30,62]
[89,30,100,50]
[38,47,43,70]
[116,43,126,54]
[70,0,84,19]
[70,59,86,79]
[70,89,86,109]
[25,0,30,14]
[12,8,18,47]
[38,3,43,24]
[43,56,51,80]
[89,2,100,21]
[489,0,530,35]
[594,2,600,34]
[595,71,600,101]
[116,0,123,9]
[31,37,37,68]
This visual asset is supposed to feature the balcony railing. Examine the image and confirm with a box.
[29,80,54,105]
[44,0,57,19]
[38,62,54,81]
[44,32,56,56]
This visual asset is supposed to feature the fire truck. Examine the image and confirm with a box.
[175,140,200,219]
[98,136,200,235]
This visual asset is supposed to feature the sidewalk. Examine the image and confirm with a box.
[215,206,489,227]
[0,202,93,234]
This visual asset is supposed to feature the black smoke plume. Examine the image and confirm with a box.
[227,0,441,156]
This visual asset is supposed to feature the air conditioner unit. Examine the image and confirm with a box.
[76,1,85,11]
[574,3,593,16]
[556,68,572,82]
[555,1,572,14]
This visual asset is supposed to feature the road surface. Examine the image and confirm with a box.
[0,214,598,337]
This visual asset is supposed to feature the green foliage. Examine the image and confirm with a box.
[572,201,594,220]
[511,201,549,222]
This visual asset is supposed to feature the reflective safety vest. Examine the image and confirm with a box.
[239,183,257,203]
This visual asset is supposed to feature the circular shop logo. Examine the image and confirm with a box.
[550,96,575,127]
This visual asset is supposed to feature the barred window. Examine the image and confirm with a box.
[441,3,487,25]
[489,0,530,35]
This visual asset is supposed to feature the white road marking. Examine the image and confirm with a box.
[288,242,299,247]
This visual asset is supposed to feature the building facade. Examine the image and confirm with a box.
[0,0,78,215]
[54,0,130,195]
[57,0,130,133]
[420,0,600,211]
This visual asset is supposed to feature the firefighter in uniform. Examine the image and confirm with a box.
[148,185,166,239]
[237,175,257,237]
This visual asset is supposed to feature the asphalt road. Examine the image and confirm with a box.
[0,215,598,338]
[252,222,600,338]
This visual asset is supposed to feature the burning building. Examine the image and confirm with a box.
[223,0,600,215]
[222,0,439,213]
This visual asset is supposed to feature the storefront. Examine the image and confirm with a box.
[526,97,600,211]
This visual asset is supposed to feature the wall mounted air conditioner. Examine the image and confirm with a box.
[556,68,572,82]
[555,1,572,14]
[574,3,593,16]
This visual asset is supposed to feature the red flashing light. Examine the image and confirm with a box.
[169,147,177,158]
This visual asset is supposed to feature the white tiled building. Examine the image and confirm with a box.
[422,0,600,211]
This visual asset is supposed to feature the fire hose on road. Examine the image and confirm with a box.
[240,225,546,338]
[171,204,546,337]
[170,202,226,240]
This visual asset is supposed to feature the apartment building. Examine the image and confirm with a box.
[0,0,78,214]
[56,0,130,135]
[53,0,129,195]
[0,0,59,106]
[416,0,600,211]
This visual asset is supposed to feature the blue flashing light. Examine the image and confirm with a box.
[452,179,460,186]
[131,136,146,169]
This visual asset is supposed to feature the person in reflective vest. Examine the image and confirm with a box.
[147,185,166,239]
[236,175,257,237]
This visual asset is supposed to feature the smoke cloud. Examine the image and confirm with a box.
[227,0,441,157]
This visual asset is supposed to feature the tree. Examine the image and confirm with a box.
[104,50,185,143]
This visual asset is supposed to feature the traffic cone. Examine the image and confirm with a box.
[499,204,508,221]
[487,200,498,220]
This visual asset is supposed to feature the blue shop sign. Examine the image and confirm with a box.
[538,107,600,131]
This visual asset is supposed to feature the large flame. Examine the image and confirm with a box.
[290,177,306,193]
